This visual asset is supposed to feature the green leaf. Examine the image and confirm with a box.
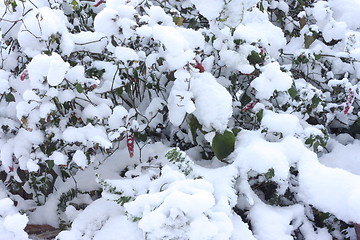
[256,109,264,122]
[297,0,305,6]
[218,16,229,22]
[46,160,55,169]
[314,54,322,60]
[116,196,133,206]
[116,87,123,96]
[299,17,306,29]
[313,141,320,151]
[5,93,15,102]
[75,83,83,93]
[264,168,275,180]
[8,0,17,12]
[247,51,263,65]
[71,0,78,9]
[304,34,316,49]
[85,68,105,79]
[212,130,235,160]
[173,16,183,26]
[288,85,298,99]
[240,94,252,106]
[233,39,244,45]
[232,128,241,136]
[311,95,321,108]
[135,132,147,142]
[1,125,9,133]
[305,137,314,145]
[188,115,201,144]
[258,2,265,12]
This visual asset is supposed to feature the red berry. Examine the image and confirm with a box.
[242,100,259,112]
[127,132,134,158]
[195,60,205,73]
[344,88,355,114]
[93,0,104,7]
[20,69,28,81]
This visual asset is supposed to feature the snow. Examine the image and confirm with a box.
[219,49,255,74]
[50,151,67,166]
[146,6,174,26]
[3,213,28,235]
[230,215,256,240]
[124,165,233,240]
[251,62,293,99]
[115,47,139,62]
[328,0,360,30]
[92,216,142,240]
[145,97,166,128]
[63,124,112,150]
[2,0,360,239]
[190,72,233,132]
[72,150,87,168]
[234,21,286,58]
[0,70,10,93]
[22,90,41,102]
[167,70,232,132]
[82,103,112,122]
[65,65,91,85]
[108,105,128,130]
[234,131,296,183]
[106,1,136,18]
[189,0,224,20]
[152,25,196,70]
[249,202,303,240]
[0,198,29,240]
[298,150,360,223]
[167,70,196,126]
[17,7,68,57]
[70,32,108,54]
[56,198,132,240]
[93,8,120,36]
[27,53,69,88]
[320,138,360,175]
[26,160,40,172]
[58,89,75,103]
[47,58,69,86]
[261,111,303,137]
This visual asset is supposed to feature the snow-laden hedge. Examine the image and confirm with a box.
[1,0,360,239]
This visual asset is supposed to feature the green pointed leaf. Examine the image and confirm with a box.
[311,95,321,108]
[305,138,314,145]
[304,34,315,49]
[46,160,55,169]
[232,128,241,136]
[212,130,235,160]
[264,168,275,180]
[288,85,298,99]
[17,168,27,182]
[314,54,322,60]
[173,16,183,26]
[188,115,201,144]
[256,109,264,122]
[5,93,15,102]
[247,51,263,65]
[135,132,147,142]
[75,83,83,93]
[299,17,306,30]
[313,141,320,151]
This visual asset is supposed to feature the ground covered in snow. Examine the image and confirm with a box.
[1,0,360,239]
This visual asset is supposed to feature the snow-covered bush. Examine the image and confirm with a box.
[1,0,360,239]
[0,193,29,240]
